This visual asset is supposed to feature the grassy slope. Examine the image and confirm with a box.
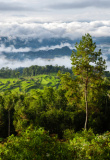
[0,74,60,93]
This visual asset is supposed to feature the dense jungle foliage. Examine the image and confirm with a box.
[1,34,110,159]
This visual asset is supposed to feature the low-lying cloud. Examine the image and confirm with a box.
[0,56,72,69]
[0,54,110,71]
[35,43,74,51]
[0,21,110,39]
[0,44,30,53]
[0,43,74,53]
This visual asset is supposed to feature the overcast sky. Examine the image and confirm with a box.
[0,0,109,39]
[0,0,109,21]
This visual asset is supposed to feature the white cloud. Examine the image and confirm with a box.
[0,44,31,53]
[0,55,110,71]
[0,20,110,39]
[0,43,74,53]
[0,56,72,69]
[35,43,74,51]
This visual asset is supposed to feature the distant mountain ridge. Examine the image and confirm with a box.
[0,36,110,61]
[0,37,75,60]
[0,37,74,48]
[3,46,73,60]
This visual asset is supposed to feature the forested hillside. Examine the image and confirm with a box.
[1,34,110,160]
[0,65,72,78]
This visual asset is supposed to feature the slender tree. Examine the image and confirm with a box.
[71,33,106,130]
[4,91,18,136]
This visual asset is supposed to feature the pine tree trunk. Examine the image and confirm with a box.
[84,79,88,130]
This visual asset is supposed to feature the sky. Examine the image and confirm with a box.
[0,0,110,69]
[0,0,110,21]
[0,0,109,39]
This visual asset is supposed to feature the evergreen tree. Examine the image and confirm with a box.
[71,33,106,130]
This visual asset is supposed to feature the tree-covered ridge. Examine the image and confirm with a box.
[1,34,110,159]
[0,65,72,78]
[0,65,109,78]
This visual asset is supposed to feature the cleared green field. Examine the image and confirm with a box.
[0,75,60,93]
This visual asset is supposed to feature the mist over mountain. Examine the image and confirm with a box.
[0,36,110,69]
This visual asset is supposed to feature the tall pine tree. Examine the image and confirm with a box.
[71,33,106,130]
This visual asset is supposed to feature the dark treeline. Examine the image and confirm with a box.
[0,65,109,78]
[0,65,72,78]
[0,67,23,78]
[22,65,72,76]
